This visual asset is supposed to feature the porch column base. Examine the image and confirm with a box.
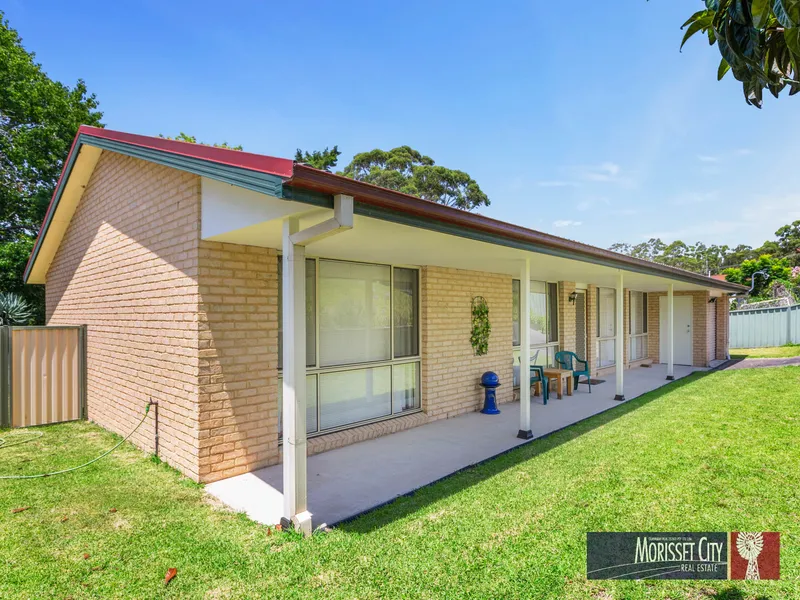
[665,375,675,381]
[613,394,625,402]
[280,510,313,537]
[517,429,534,440]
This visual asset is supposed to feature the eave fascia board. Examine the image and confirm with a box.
[282,176,748,294]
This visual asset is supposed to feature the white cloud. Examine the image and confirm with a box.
[669,191,719,206]
[579,162,622,182]
[553,219,583,228]
[697,155,719,163]
[537,180,579,188]
[735,148,753,156]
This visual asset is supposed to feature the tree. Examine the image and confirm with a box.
[775,219,800,263]
[722,254,792,297]
[158,133,241,151]
[294,146,340,172]
[680,1,800,108]
[340,146,490,211]
[0,12,103,323]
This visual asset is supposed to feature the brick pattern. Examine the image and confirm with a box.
[421,266,513,419]
[46,152,203,479]
[623,289,630,366]
[307,412,429,456]
[706,299,717,364]
[647,290,715,367]
[715,298,730,360]
[196,242,279,483]
[586,285,597,373]
[557,281,577,354]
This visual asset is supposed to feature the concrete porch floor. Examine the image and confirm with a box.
[206,363,705,528]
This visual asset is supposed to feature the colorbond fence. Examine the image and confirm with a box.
[0,326,86,428]
[730,304,800,349]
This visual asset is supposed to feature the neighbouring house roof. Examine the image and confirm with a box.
[25,125,748,293]
[710,274,728,281]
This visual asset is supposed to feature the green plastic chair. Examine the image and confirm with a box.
[516,355,549,404]
[530,365,549,405]
[554,351,591,393]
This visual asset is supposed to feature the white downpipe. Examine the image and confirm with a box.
[282,194,353,536]
[518,257,532,439]
[614,270,625,401]
[667,283,675,380]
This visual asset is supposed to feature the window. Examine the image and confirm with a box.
[318,261,391,367]
[596,287,616,368]
[278,258,421,436]
[629,291,648,361]
[277,258,317,369]
[512,279,559,385]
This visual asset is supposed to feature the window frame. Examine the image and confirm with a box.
[278,256,422,439]
[628,290,649,362]
[512,279,560,383]
[596,287,617,368]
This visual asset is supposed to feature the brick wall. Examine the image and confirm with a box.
[196,242,279,483]
[558,281,577,354]
[421,266,514,419]
[715,297,730,360]
[586,285,597,373]
[46,152,203,479]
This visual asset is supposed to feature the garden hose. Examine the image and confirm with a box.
[0,430,43,449]
[0,403,151,480]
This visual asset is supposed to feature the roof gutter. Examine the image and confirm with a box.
[285,165,748,294]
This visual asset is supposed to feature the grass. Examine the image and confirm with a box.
[1,368,799,599]
[731,344,800,359]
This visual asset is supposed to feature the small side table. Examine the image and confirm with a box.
[542,368,573,399]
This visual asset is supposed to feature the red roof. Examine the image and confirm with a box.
[710,274,727,281]
[77,125,294,178]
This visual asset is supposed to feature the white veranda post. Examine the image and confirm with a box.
[281,217,311,535]
[666,283,675,380]
[518,257,533,439]
[281,194,354,537]
[614,270,625,401]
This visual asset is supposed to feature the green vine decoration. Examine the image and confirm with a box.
[470,296,491,356]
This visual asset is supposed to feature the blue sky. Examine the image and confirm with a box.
[6,0,800,249]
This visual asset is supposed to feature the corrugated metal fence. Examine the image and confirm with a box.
[730,304,800,349]
[0,326,86,428]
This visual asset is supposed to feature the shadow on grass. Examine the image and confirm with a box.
[338,370,716,533]
[710,587,771,600]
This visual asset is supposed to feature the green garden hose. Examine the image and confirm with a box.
[0,403,151,480]
[0,430,43,449]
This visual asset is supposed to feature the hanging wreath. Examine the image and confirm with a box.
[470,296,491,356]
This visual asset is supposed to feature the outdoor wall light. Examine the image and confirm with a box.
[708,297,718,303]
[568,291,578,304]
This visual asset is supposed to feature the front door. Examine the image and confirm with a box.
[659,296,693,365]
[575,291,587,361]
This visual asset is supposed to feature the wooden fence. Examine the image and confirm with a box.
[730,304,800,349]
[0,326,86,428]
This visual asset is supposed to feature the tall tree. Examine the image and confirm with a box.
[294,146,340,172]
[775,219,800,263]
[680,0,800,108]
[0,11,103,323]
[340,146,490,211]
[723,254,793,297]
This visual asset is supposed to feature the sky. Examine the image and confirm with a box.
[5,0,800,250]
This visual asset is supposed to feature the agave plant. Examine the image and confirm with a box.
[682,0,800,107]
[0,292,33,325]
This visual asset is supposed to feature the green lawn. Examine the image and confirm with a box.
[731,344,800,359]
[1,368,799,599]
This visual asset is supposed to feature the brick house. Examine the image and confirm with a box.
[25,126,745,532]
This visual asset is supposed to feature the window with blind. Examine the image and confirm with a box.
[629,291,648,361]
[596,287,616,367]
[512,279,559,384]
[278,258,421,437]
